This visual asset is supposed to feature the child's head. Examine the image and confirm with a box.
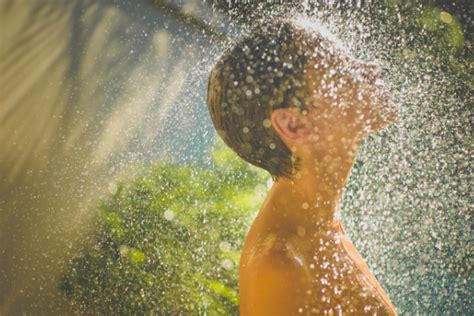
[207,18,397,181]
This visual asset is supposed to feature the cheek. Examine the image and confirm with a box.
[333,85,368,126]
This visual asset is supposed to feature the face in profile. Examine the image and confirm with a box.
[342,57,399,135]
[299,47,399,147]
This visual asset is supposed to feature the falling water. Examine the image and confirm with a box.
[298,5,471,313]
[206,2,471,312]
[0,1,471,315]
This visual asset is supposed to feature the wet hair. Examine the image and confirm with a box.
[207,18,317,181]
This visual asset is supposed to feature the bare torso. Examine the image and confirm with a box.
[239,214,397,316]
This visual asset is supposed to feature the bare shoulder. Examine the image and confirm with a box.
[239,234,310,316]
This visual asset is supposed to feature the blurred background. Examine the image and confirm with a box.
[0,0,472,314]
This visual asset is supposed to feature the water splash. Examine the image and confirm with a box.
[1,1,470,315]
[207,2,471,314]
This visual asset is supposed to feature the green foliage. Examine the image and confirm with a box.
[59,138,270,315]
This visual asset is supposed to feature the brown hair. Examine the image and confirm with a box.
[207,18,318,181]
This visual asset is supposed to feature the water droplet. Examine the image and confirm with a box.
[219,241,231,252]
[262,119,272,128]
[439,11,453,24]
[297,226,306,237]
[163,209,175,221]
[221,258,234,270]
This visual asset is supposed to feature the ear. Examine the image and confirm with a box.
[271,108,311,142]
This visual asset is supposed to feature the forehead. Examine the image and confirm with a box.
[298,48,349,89]
[296,46,371,106]
[300,41,370,84]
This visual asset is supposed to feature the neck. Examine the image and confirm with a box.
[262,140,361,232]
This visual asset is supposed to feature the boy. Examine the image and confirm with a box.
[207,17,398,315]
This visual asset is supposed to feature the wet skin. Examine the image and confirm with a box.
[239,48,399,315]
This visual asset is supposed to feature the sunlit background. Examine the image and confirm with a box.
[0,0,471,314]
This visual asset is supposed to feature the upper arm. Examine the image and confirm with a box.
[239,251,309,316]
